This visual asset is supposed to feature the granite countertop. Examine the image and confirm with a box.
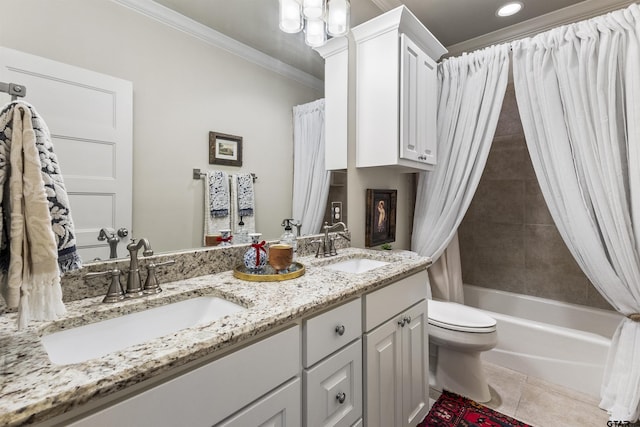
[0,248,430,426]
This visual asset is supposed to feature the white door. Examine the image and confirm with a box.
[0,47,133,262]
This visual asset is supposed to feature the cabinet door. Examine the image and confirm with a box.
[364,317,402,427]
[217,378,301,427]
[401,301,429,427]
[400,34,437,166]
[304,339,362,427]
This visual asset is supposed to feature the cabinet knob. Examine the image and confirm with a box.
[397,316,412,327]
[335,325,345,336]
[336,392,346,404]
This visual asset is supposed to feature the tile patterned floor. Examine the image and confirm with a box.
[480,362,610,427]
[430,362,621,427]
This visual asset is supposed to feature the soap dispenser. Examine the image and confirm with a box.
[236,216,249,244]
[280,219,298,260]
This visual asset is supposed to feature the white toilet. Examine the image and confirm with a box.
[428,299,498,402]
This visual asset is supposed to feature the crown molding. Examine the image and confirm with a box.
[110,0,323,91]
[352,6,447,59]
[445,0,637,57]
[314,37,348,59]
[370,0,402,12]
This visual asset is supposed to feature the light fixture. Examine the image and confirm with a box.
[279,0,351,47]
[496,1,523,17]
[279,0,303,33]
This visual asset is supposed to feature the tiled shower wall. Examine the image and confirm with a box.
[458,83,613,311]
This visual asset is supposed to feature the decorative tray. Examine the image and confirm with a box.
[233,262,305,282]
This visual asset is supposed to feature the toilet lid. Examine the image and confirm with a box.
[428,300,496,333]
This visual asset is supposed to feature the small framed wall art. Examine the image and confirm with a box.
[365,188,397,247]
[209,131,243,167]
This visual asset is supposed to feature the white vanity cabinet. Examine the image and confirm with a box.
[363,270,430,427]
[303,298,363,426]
[352,6,447,172]
[67,326,301,427]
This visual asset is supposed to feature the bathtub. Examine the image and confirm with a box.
[462,284,623,398]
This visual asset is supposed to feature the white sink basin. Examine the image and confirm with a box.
[324,258,390,274]
[41,296,246,365]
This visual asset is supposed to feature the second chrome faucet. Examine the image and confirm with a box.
[315,222,350,257]
[126,238,154,297]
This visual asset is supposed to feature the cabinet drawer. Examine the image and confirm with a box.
[304,298,362,367]
[304,339,362,427]
[217,377,301,426]
[363,270,428,332]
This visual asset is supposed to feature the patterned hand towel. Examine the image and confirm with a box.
[236,173,255,217]
[0,101,82,328]
[204,170,231,243]
[231,173,255,235]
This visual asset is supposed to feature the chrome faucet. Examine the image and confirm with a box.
[291,219,302,237]
[97,227,129,259]
[126,238,154,298]
[85,267,125,303]
[315,221,349,257]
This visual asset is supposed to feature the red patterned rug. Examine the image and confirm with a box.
[418,390,533,427]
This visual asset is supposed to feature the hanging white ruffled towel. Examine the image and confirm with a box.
[0,101,82,328]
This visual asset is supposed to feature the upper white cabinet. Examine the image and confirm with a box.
[315,37,349,171]
[352,6,447,172]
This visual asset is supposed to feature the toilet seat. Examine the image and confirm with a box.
[428,300,496,333]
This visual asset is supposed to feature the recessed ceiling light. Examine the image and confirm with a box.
[496,1,523,17]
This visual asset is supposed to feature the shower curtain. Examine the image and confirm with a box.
[292,99,331,236]
[412,45,509,301]
[512,3,640,421]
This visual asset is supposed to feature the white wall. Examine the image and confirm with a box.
[0,0,322,253]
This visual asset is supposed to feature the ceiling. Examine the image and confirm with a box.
[151,0,613,80]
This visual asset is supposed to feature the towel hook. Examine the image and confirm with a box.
[0,82,27,101]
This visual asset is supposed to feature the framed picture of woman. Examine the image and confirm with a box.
[365,189,397,247]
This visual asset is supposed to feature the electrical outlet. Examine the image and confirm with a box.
[331,202,342,223]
